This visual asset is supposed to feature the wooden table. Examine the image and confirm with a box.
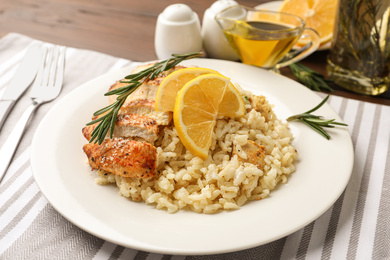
[1,0,389,105]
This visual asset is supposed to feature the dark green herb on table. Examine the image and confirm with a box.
[287,95,347,140]
[289,62,334,92]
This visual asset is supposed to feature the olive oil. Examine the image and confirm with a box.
[223,21,300,68]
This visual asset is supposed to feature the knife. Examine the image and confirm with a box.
[0,42,43,131]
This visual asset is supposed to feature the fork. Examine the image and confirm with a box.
[0,44,66,183]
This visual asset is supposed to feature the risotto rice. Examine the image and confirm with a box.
[94,85,298,214]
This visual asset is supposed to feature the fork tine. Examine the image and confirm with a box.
[48,46,60,87]
[54,46,66,89]
[30,44,66,100]
[42,45,54,87]
[32,45,48,89]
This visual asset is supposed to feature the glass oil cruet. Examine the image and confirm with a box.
[327,0,390,95]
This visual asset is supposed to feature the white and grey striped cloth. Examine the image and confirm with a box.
[1,33,389,260]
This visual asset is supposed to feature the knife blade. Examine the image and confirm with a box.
[0,42,43,131]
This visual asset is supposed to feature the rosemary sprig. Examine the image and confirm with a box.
[289,62,334,92]
[87,52,202,144]
[287,95,347,140]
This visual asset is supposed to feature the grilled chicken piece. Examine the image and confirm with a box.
[113,114,159,142]
[233,140,266,169]
[109,93,171,126]
[82,114,159,143]
[83,138,157,178]
[83,64,186,178]
[107,64,184,125]
[82,125,94,141]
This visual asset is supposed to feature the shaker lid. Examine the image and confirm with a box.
[209,0,238,14]
[161,4,196,23]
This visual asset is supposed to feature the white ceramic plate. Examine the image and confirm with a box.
[31,59,353,255]
[255,1,332,50]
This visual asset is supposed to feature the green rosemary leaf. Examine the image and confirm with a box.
[87,52,203,144]
[99,121,111,144]
[160,58,172,72]
[110,87,135,97]
[285,113,319,121]
[91,103,117,117]
[304,117,336,126]
[172,52,196,58]
[116,84,141,101]
[109,99,124,138]
[289,62,334,92]
[304,94,330,114]
[169,59,184,68]
[86,114,107,126]
[125,67,153,80]
[287,95,347,140]
[89,129,99,141]
[330,121,348,126]
[302,118,331,139]
[150,69,161,79]
[104,84,134,96]
[91,117,109,144]
[320,125,336,128]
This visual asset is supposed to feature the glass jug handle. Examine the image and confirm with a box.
[275,28,321,69]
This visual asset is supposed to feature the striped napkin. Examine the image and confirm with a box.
[1,33,389,260]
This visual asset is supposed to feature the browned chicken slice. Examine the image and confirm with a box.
[233,140,266,169]
[83,138,157,178]
[107,64,185,125]
[114,114,159,142]
[82,124,94,141]
[82,114,159,143]
[108,81,159,110]
[249,95,272,122]
[109,94,171,126]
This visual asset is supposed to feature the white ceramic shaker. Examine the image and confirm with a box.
[155,4,203,60]
[201,0,239,60]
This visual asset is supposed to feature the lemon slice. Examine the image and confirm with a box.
[155,67,220,112]
[173,74,245,159]
[278,0,338,45]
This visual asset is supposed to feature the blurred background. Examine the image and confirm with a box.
[1,0,389,103]
[1,0,261,61]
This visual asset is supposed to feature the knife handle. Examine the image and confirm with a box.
[0,102,38,183]
[0,100,15,131]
